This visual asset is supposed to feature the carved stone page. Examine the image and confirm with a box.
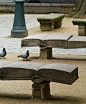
[38,63,78,85]
[2,62,44,80]
[22,34,47,47]
[68,36,86,48]
[44,34,72,48]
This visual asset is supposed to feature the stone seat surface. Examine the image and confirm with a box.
[37,13,65,22]
[22,34,47,47]
[72,19,86,25]
[0,62,10,68]
[44,34,72,48]
[0,62,78,85]
[38,63,78,85]
[68,36,86,48]
[22,34,72,48]
[1,62,44,80]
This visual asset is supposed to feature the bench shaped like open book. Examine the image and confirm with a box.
[22,34,86,59]
[0,62,79,99]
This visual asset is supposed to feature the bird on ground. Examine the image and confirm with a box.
[0,48,7,58]
[17,50,29,60]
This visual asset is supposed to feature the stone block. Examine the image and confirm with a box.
[40,3,51,7]
[32,81,50,100]
[0,62,10,68]
[38,63,78,85]
[68,36,86,48]
[21,34,47,47]
[44,34,72,48]
[64,7,72,14]
[54,7,65,13]
[78,26,86,36]
[72,19,86,25]
[2,62,44,80]
[41,7,54,13]
[54,20,62,29]
[40,22,54,31]
[24,7,33,13]
[0,62,78,85]
[27,3,41,7]
[32,7,43,13]
[37,13,65,22]
[0,70,2,79]
[37,13,65,31]
[40,48,52,59]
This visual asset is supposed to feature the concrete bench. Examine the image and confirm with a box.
[37,13,65,31]
[72,19,86,36]
[22,34,86,59]
[0,62,78,100]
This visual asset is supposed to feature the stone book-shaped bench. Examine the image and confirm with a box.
[22,34,86,59]
[37,13,65,31]
[72,19,86,36]
[0,62,78,100]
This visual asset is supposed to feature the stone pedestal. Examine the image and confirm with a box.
[40,48,52,59]
[11,0,28,38]
[54,20,62,29]
[78,25,86,36]
[32,81,50,100]
[40,23,54,31]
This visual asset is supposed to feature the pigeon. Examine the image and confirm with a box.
[18,50,29,60]
[0,48,7,58]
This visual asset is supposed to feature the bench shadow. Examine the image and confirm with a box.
[52,57,86,61]
[0,93,85,103]
[18,57,39,61]
[47,95,85,103]
[29,56,39,59]
[18,56,86,62]
[0,93,32,99]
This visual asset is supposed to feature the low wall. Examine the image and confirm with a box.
[0,3,74,14]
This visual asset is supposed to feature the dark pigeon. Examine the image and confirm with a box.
[18,50,29,60]
[0,48,7,58]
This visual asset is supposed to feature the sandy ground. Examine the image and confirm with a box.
[27,17,78,36]
[0,17,86,104]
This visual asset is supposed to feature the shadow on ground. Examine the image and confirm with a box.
[0,93,85,104]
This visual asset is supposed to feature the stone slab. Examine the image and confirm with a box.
[0,62,10,68]
[0,62,78,85]
[40,48,52,59]
[44,34,72,48]
[38,63,78,85]
[32,82,50,100]
[22,34,47,47]
[72,19,86,25]
[37,13,65,22]
[22,34,72,48]
[68,36,86,48]
[2,62,44,80]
